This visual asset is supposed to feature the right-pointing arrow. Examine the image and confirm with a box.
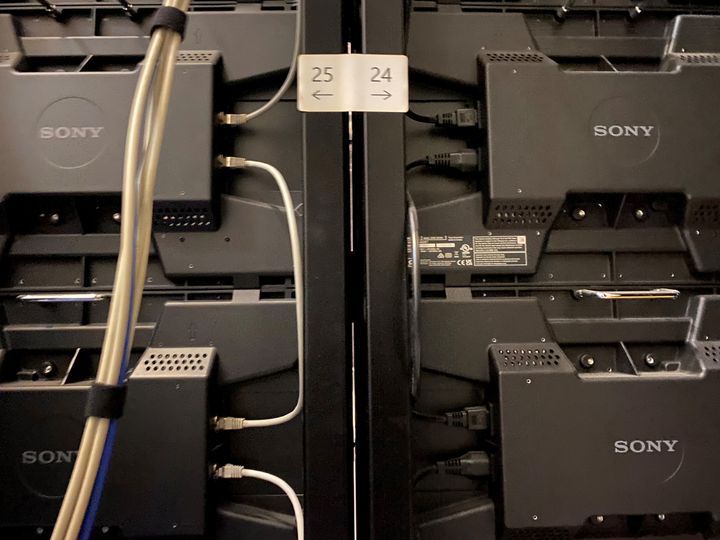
[312,90,334,100]
[371,90,392,100]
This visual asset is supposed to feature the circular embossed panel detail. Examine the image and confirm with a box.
[590,96,660,167]
[36,97,108,169]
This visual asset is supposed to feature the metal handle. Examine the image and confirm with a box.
[573,288,680,300]
[17,293,107,303]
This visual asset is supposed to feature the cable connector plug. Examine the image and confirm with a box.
[426,149,480,173]
[213,464,245,479]
[216,155,247,169]
[216,112,249,126]
[213,416,246,430]
[436,108,480,128]
[436,451,490,478]
[445,406,489,430]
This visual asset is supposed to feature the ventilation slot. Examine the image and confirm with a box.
[702,345,720,364]
[142,352,210,372]
[498,348,561,369]
[153,205,214,231]
[176,51,214,63]
[689,203,720,226]
[677,53,720,64]
[0,54,11,64]
[491,204,553,226]
[486,52,544,63]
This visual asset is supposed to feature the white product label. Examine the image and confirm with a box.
[297,54,409,113]
[409,235,528,268]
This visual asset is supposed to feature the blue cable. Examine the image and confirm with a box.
[78,195,139,540]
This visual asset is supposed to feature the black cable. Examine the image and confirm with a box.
[117,0,140,20]
[413,464,438,485]
[405,159,428,172]
[406,110,436,124]
[412,410,446,424]
[35,0,65,20]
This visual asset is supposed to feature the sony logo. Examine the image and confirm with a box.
[614,440,679,454]
[593,125,655,138]
[22,450,78,465]
[39,126,105,140]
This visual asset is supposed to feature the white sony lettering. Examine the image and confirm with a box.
[55,450,76,464]
[608,125,624,137]
[614,440,629,454]
[629,440,646,453]
[70,127,89,138]
[645,440,663,453]
[664,440,679,452]
[39,127,55,139]
[54,127,71,139]
[22,451,37,464]
[639,126,654,137]
[623,125,639,136]
[593,125,608,137]
[38,450,57,464]
[87,126,104,138]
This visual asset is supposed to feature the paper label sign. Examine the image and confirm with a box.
[297,54,409,113]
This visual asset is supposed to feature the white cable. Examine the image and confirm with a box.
[214,159,303,429]
[217,0,302,125]
[214,465,304,540]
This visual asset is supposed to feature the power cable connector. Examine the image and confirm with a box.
[445,406,489,430]
[436,108,480,128]
[426,149,480,172]
[406,107,481,129]
[413,405,489,430]
[436,451,491,478]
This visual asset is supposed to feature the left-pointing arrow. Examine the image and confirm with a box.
[312,90,334,100]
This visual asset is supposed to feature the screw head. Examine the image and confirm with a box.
[657,514,666,521]
[572,208,587,221]
[634,208,647,221]
[49,213,61,225]
[592,515,605,524]
[532,515,539,521]
[580,355,595,369]
[40,361,56,377]
[645,354,658,367]
[36,527,44,535]
[112,212,121,223]
[526,378,532,384]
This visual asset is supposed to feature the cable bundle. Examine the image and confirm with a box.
[51,0,304,537]
[51,1,190,538]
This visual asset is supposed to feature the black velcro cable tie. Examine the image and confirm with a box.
[150,6,187,40]
[85,383,128,419]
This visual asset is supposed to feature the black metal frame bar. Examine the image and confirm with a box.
[354,1,413,539]
[302,1,355,538]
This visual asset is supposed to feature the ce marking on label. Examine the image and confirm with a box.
[457,260,474,267]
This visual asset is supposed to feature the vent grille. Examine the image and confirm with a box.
[135,347,214,378]
[702,344,720,363]
[153,204,215,231]
[176,51,215,63]
[486,52,544,63]
[688,202,720,226]
[0,54,10,64]
[677,53,720,64]
[491,204,554,226]
[497,347,561,369]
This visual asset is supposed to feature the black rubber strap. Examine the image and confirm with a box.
[85,383,128,419]
[150,6,187,40]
